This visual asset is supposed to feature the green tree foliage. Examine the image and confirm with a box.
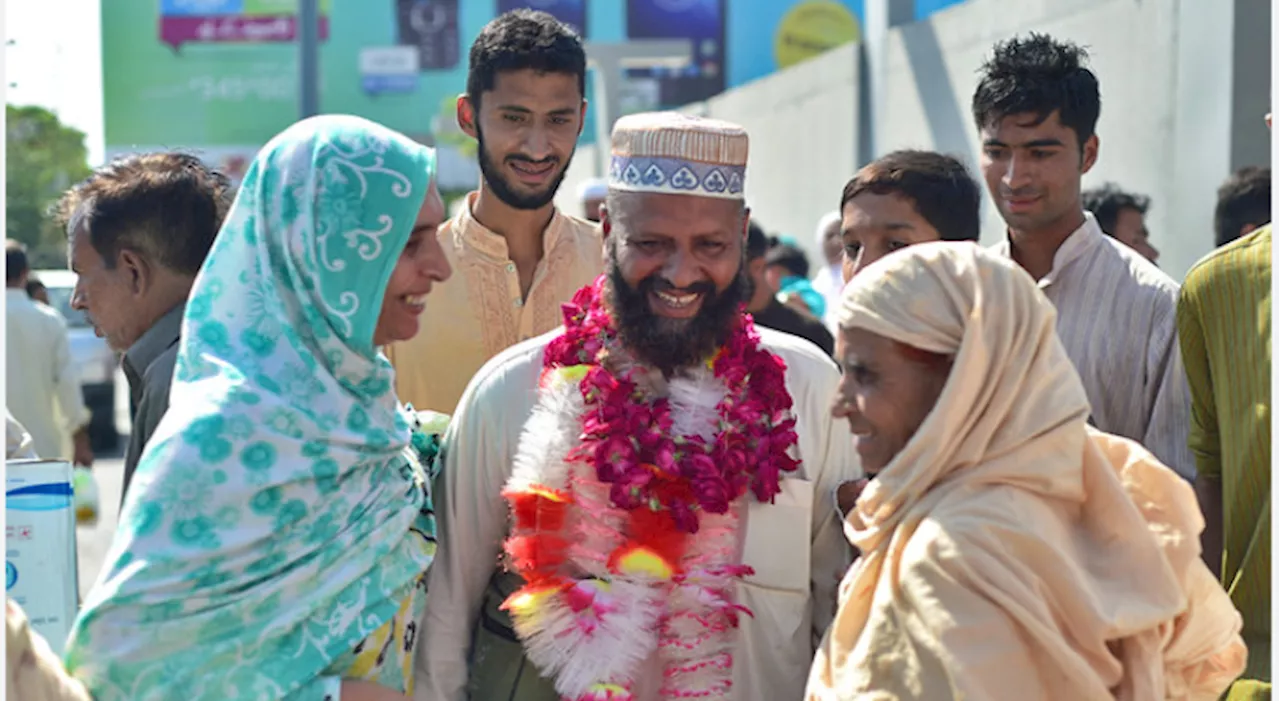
[6,104,92,267]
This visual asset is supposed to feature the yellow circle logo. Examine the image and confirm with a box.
[774,0,861,70]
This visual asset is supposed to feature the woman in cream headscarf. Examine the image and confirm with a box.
[808,242,1245,700]
[48,115,452,701]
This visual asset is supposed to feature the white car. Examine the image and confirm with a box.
[31,270,121,452]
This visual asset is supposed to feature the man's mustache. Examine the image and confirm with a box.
[645,277,716,296]
[506,155,559,168]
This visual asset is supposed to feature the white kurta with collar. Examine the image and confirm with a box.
[992,213,1195,479]
[415,326,860,701]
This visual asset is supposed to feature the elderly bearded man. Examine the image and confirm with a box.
[415,112,860,701]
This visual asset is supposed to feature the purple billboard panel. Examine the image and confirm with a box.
[159,14,330,49]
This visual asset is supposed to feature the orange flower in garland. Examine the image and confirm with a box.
[545,277,801,533]
[504,486,573,586]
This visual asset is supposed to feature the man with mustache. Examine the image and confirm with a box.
[973,34,1194,480]
[416,112,858,701]
[387,9,602,415]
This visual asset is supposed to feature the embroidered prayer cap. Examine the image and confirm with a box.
[608,111,748,200]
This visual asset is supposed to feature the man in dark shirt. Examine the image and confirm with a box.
[744,221,834,355]
[55,153,232,501]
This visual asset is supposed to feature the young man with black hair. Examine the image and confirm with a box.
[972,33,1194,480]
[838,149,981,283]
[1213,166,1271,248]
[387,9,602,415]
[745,221,834,355]
[57,151,232,497]
[1082,182,1160,264]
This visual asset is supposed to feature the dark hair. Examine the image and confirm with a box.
[53,152,232,276]
[467,9,586,109]
[1213,166,1271,247]
[763,243,810,279]
[5,239,29,284]
[839,150,981,242]
[746,219,770,260]
[971,33,1100,150]
[25,277,46,295]
[1082,183,1150,237]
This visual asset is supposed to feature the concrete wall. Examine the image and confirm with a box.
[700,43,859,253]
[878,0,1270,279]
[557,0,1272,281]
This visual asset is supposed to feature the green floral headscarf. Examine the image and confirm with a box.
[66,115,438,700]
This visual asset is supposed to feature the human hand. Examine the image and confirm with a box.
[835,477,870,517]
[72,428,94,468]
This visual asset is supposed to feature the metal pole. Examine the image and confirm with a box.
[858,0,914,166]
[299,0,320,119]
[584,40,693,177]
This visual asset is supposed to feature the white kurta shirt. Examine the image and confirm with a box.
[5,289,90,460]
[415,326,860,701]
[6,409,37,460]
[992,213,1195,479]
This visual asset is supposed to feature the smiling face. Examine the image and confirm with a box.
[979,110,1097,237]
[372,179,451,347]
[602,191,749,371]
[831,326,952,474]
[459,68,585,211]
[841,191,945,279]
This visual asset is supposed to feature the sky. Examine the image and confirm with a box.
[7,0,107,165]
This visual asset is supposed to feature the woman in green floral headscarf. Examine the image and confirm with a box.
[64,115,452,701]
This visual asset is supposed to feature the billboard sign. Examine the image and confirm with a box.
[103,0,969,182]
[158,0,332,50]
[360,46,421,95]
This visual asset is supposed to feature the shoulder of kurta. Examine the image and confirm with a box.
[454,329,560,410]
[30,302,69,332]
[562,216,605,259]
[557,210,602,238]
[434,212,470,258]
[757,326,840,379]
[1182,230,1270,297]
[1094,236,1181,302]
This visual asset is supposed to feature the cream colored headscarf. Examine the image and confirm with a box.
[807,242,1245,700]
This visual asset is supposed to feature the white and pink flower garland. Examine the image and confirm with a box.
[500,277,800,701]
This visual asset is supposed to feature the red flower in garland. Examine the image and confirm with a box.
[543,276,801,533]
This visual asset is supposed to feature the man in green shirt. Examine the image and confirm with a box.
[1178,220,1271,695]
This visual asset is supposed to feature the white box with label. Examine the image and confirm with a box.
[6,459,80,655]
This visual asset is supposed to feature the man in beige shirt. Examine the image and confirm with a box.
[387,9,602,414]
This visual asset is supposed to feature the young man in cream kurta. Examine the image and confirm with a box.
[416,113,859,701]
[387,11,602,414]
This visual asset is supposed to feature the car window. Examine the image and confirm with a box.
[44,286,90,328]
